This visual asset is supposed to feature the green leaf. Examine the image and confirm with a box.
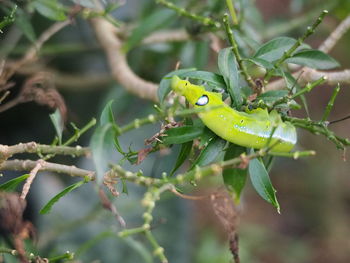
[190,136,226,169]
[257,90,289,104]
[170,141,193,175]
[180,71,226,89]
[248,155,280,212]
[163,125,204,145]
[199,127,216,148]
[90,123,115,183]
[124,9,175,51]
[100,100,119,131]
[31,0,67,21]
[286,49,340,69]
[15,7,36,43]
[49,109,63,144]
[253,37,310,62]
[157,68,196,105]
[0,174,30,192]
[0,5,17,32]
[218,48,242,108]
[222,145,247,202]
[39,180,86,214]
[246,57,273,69]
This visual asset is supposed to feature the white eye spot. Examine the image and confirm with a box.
[196,95,209,106]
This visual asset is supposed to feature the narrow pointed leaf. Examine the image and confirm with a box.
[0,174,30,192]
[218,48,241,108]
[125,9,175,51]
[249,156,280,212]
[170,141,193,175]
[254,37,310,62]
[90,123,115,183]
[181,71,226,89]
[286,49,340,69]
[39,180,86,214]
[49,109,63,144]
[163,125,204,145]
[190,136,226,169]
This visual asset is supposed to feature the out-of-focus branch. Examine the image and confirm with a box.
[319,14,350,53]
[7,61,113,91]
[1,20,71,85]
[0,159,95,179]
[142,29,190,45]
[91,18,159,101]
[266,69,350,91]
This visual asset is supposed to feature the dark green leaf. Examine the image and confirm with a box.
[0,5,17,32]
[223,144,247,202]
[190,136,226,169]
[157,68,196,105]
[199,127,216,148]
[15,7,36,43]
[249,155,280,212]
[90,123,115,183]
[100,100,119,131]
[0,174,29,192]
[180,71,226,89]
[218,48,242,108]
[125,9,175,51]
[32,0,67,21]
[254,37,310,62]
[163,125,204,145]
[39,180,86,214]
[257,90,289,104]
[246,57,273,69]
[49,109,63,144]
[170,141,193,175]
[286,49,340,69]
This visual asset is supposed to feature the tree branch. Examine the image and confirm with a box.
[0,159,95,179]
[0,142,90,163]
[91,18,158,101]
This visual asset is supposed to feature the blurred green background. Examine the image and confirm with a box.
[1,0,350,262]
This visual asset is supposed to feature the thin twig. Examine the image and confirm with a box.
[20,160,44,200]
[264,10,328,82]
[222,14,259,93]
[156,0,220,28]
[322,83,340,121]
[170,187,208,200]
[329,114,350,125]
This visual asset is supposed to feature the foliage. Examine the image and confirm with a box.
[0,0,350,263]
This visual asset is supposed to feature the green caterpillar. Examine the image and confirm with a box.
[171,75,297,152]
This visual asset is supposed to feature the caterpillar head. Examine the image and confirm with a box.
[171,75,222,106]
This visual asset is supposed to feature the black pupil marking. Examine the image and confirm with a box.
[195,95,209,106]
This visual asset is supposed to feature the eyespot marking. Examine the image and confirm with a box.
[195,95,209,106]
[240,120,244,124]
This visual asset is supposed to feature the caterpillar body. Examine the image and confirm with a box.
[171,75,297,152]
